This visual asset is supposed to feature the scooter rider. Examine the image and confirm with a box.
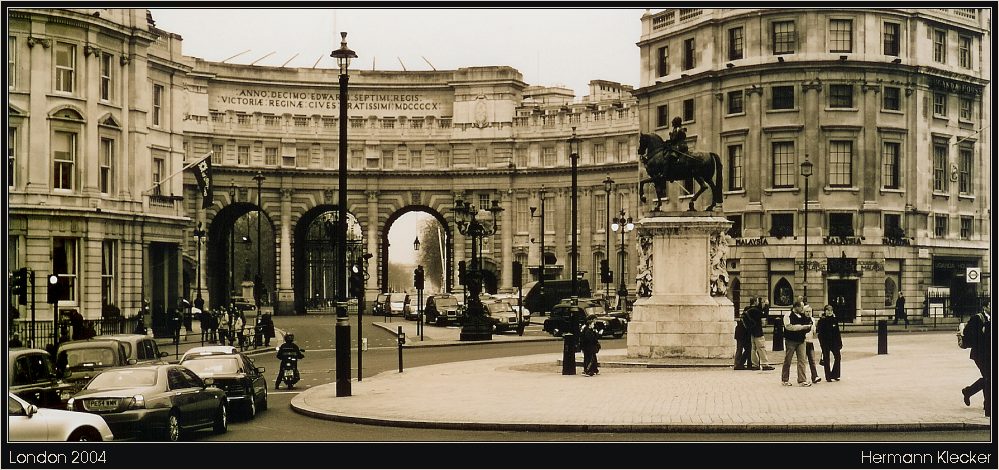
[275,333,305,389]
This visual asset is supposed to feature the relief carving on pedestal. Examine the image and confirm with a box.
[709,230,733,297]
[636,233,654,298]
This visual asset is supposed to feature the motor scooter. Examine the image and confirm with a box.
[277,349,305,389]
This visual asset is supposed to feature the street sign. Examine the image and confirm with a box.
[966,267,981,283]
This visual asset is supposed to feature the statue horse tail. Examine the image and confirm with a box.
[712,152,723,206]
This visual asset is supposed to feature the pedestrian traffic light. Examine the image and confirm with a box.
[600,259,612,284]
[11,267,28,305]
[458,261,467,286]
[512,261,522,288]
[349,263,364,299]
[414,265,425,291]
[46,274,63,305]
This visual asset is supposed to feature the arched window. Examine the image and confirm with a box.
[773,277,794,306]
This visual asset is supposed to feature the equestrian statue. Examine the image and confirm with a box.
[638,117,723,212]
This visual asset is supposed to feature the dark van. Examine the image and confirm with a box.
[523,279,591,316]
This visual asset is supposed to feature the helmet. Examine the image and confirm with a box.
[284,333,295,343]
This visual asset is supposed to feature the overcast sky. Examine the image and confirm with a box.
[149,7,649,99]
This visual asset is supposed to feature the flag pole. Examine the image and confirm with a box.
[141,151,213,196]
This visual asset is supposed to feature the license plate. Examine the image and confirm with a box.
[283,369,295,377]
[85,399,118,411]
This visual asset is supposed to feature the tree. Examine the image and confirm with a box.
[415,219,445,293]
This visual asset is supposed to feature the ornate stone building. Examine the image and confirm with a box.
[633,8,991,320]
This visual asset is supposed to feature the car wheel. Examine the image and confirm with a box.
[68,427,101,442]
[165,411,182,442]
[260,386,268,411]
[213,403,228,434]
[246,393,257,419]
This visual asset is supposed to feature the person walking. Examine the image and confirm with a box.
[893,294,908,327]
[816,304,842,382]
[781,302,813,387]
[734,299,754,370]
[234,313,247,350]
[260,313,275,347]
[217,310,231,346]
[803,305,821,384]
[960,305,991,417]
[579,315,601,376]
[748,296,774,371]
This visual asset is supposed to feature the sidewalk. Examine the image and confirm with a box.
[153,323,286,359]
[291,330,992,432]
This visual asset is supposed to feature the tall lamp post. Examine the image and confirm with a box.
[229,182,237,304]
[413,236,423,340]
[611,209,634,314]
[252,172,265,323]
[602,175,614,300]
[800,156,813,304]
[454,198,503,341]
[564,128,581,376]
[331,31,357,397]
[529,187,546,314]
[193,222,206,316]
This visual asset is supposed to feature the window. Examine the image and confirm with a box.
[101,240,117,308]
[959,145,973,194]
[829,19,853,52]
[296,147,309,168]
[410,118,423,129]
[323,146,336,169]
[237,145,249,165]
[99,138,114,194]
[959,97,973,120]
[381,118,394,129]
[7,36,14,89]
[55,42,75,93]
[727,145,743,190]
[682,38,695,70]
[959,35,972,68]
[212,144,224,165]
[542,147,555,166]
[100,52,113,101]
[210,111,225,123]
[829,84,853,108]
[656,105,669,128]
[883,22,900,56]
[475,148,487,168]
[595,194,606,231]
[960,217,973,239]
[543,194,555,233]
[771,86,795,110]
[295,116,310,127]
[933,29,947,63]
[52,238,78,302]
[516,197,529,233]
[53,131,76,190]
[770,213,794,238]
[728,27,744,60]
[884,214,904,238]
[828,141,853,187]
[617,142,628,162]
[727,90,744,114]
[933,142,948,192]
[882,142,900,189]
[8,126,15,188]
[727,215,743,238]
[656,46,668,76]
[152,156,164,196]
[265,147,277,166]
[771,141,795,188]
[882,86,901,111]
[682,98,694,121]
[237,114,250,126]
[438,149,451,168]
[934,215,948,237]
[515,148,528,167]
[152,84,163,127]
[933,93,947,117]
[382,149,394,169]
[351,149,363,169]
[350,118,364,129]
[322,117,336,128]
[410,150,422,169]
[772,21,796,54]
[594,144,606,163]
[829,213,854,237]
[438,118,452,129]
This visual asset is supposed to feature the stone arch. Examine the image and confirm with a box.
[381,205,452,294]
[48,105,85,121]
[206,201,277,310]
[292,204,362,314]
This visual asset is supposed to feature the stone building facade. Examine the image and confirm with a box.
[633,8,991,320]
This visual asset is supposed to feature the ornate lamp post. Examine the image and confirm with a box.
[229,181,237,303]
[529,187,546,314]
[331,31,357,397]
[611,209,634,314]
[453,198,503,341]
[563,128,582,376]
[800,156,813,304]
[252,171,265,322]
[602,175,614,300]
[193,222,206,314]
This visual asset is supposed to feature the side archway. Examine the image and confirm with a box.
[381,205,451,294]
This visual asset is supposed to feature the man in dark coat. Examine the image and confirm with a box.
[579,315,601,377]
[260,313,275,347]
[734,301,753,370]
[961,305,991,417]
[893,294,907,327]
[816,304,843,381]
[748,297,774,370]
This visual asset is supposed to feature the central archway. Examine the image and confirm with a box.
[292,205,362,314]
[381,205,451,294]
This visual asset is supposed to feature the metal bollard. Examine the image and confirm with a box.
[877,320,888,355]
[397,326,405,372]
[771,319,785,352]
[562,332,577,375]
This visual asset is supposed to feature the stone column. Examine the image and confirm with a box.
[275,188,294,315]
[628,215,734,359]
[365,191,379,294]
[500,191,513,291]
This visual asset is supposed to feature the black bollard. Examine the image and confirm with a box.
[562,332,577,375]
[772,318,785,352]
[877,320,888,355]
[397,326,405,372]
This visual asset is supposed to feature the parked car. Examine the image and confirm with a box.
[55,339,132,398]
[8,348,75,408]
[93,334,170,365]
[67,364,227,441]
[181,351,267,419]
[372,293,390,316]
[543,298,627,339]
[180,345,238,363]
[388,293,413,319]
[483,299,528,333]
[8,392,115,442]
[523,279,592,316]
[491,293,532,326]
[424,294,463,326]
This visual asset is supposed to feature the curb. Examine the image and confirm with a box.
[370,322,562,348]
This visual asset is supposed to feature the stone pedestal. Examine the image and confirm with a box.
[241,281,254,301]
[627,214,734,359]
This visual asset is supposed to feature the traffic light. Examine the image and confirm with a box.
[11,267,28,305]
[600,259,613,284]
[349,263,364,299]
[414,265,425,291]
[46,274,63,305]
[512,261,522,288]
[458,261,467,286]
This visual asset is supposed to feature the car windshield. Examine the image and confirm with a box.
[434,298,458,308]
[182,357,241,376]
[583,306,606,316]
[86,369,158,389]
[59,347,117,369]
[486,302,513,314]
[389,294,407,302]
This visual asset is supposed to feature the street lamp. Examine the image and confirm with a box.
[253,171,265,322]
[229,181,237,303]
[453,198,503,341]
[193,222,205,311]
[331,31,357,397]
[413,236,420,252]
[800,155,813,304]
[529,186,546,315]
[602,175,614,300]
[611,209,634,314]
[565,127,581,376]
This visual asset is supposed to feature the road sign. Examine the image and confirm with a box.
[966,267,981,283]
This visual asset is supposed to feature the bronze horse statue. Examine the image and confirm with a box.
[638,132,723,212]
